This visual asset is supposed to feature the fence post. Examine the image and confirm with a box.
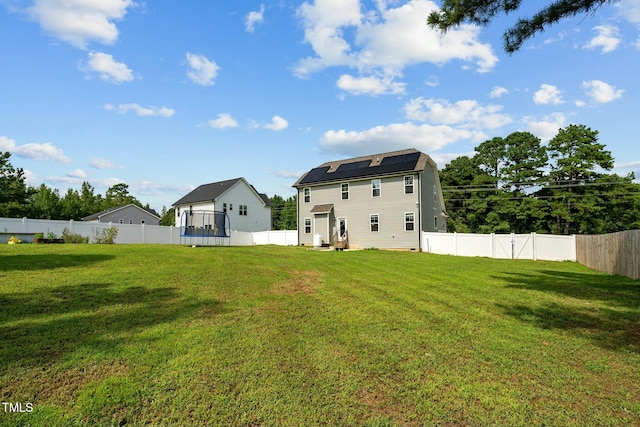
[490,233,495,258]
[532,232,537,261]
[454,232,458,256]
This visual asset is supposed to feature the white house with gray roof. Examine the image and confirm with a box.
[293,148,447,250]
[172,177,271,232]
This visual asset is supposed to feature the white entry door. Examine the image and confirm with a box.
[338,218,347,240]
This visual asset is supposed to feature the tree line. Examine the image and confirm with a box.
[1,150,296,229]
[440,124,640,234]
[4,122,639,235]
[0,151,157,221]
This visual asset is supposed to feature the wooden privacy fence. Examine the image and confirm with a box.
[576,230,640,280]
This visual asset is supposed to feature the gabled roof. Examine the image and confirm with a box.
[82,204,160,221]
[173,177,271,207]
[293,148,432,187]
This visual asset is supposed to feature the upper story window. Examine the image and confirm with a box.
[303,188,310,203]
[239,205,248,216]
[341,183,349,200]
[223,203,227,213]
[371,179,381,197]
[404,176,414,194]
[433,185,437,203]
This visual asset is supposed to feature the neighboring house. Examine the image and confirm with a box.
[172,177,272,233]
[293,148,447,250]
[82,204,161,226]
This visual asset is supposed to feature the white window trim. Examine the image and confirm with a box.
[303,188,311,203]
[304,217,312,234]
[370,213,380,232]
[404,175,414,195]
[371,179,381,197]
[341,183,349,200]
[405,212,415,232]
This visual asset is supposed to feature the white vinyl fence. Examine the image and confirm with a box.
[0,217,298,246]
[421,232,576,261]
[1,217,576,261]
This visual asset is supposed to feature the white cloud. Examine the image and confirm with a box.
[615,160,640,169]
[82,51,133,83]
[319,122,480,156]
[185,53,220,86]
[403,97,512,130]
[583,25,621,53]
[67,168,87,180]
[23,0,135,49]
[207,113,239,129]
[617,0,640,25]
[90,157,123,169]
[0,136,71,163]
[276,170,305,179]
[533,84,564,105]
[105,103,175,117]
[245,4,265,33]
[262,116,289,131]
[523,113,567,142]
[489,86,508,99]
[336,74,406,95]
[23,169,38,187]
[294,0,497,85]
[582,80,624,103]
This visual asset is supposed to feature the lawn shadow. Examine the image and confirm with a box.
[0,282,226,369]
[0,253,115,271]
[495,270,640,353]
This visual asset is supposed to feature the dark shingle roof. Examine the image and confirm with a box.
[173,178,243,206]
[293,148,429,187]
[82,204,160,221]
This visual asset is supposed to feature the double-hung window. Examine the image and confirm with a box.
[303,188,310,203]
[239,205,247,216]
[370,214,379,232]
[371,179,381,197]
[304,218,312,234]
[405,212,415,231]
[341,183,349,200]
[404,176,414,194]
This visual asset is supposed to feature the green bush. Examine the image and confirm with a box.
[62,228,89,244]
[92,226,118,244]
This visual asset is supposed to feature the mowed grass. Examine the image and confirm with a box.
[1,244,639,426]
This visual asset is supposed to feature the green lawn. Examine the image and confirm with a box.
[1,244,639,426]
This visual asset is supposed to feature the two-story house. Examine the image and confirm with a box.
[293,148,447,250]
[173,177,272,233]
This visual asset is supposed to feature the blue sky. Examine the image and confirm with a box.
[1,0,639,213]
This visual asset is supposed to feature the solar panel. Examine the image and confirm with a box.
[299,152,421,185]
[335,160,371,171]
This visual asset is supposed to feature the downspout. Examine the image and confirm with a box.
[296,189,301,246]
[418,173,422,251]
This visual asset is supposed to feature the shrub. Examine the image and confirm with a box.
[92,226,119,244]
[62,228,89,244]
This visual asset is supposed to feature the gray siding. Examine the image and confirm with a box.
[298,174,422,249]
[99,205,160,225]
